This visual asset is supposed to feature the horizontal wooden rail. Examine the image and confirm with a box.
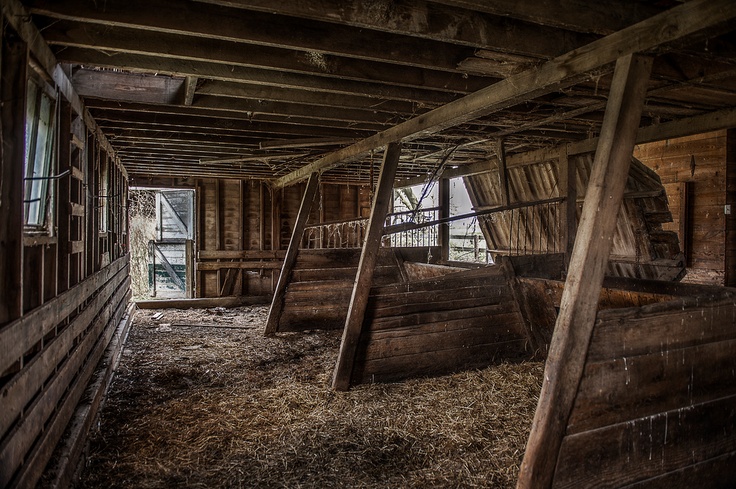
[0,275,131,487]
[0,263,129,437]
[0,255,129,375]
[383,197,564,235]
[196,260,282,270]
[198,250,286,260]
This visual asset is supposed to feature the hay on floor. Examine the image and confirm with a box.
[78,306,543,488]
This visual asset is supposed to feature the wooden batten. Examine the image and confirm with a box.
[332,142,402,391]
[264,172,320,335]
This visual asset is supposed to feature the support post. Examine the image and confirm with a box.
[497,138,511,206]
[332,142,402,391]
[0,24,27,324]
[264,172,319,335]
[438,177,450,261]
[679,181,692,268]
[558,145,577,266]
[517,54,653,489]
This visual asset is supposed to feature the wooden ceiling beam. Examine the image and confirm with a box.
[402,105,736,188]
[93,114,375,140]
[105,133,266,150]
[195,80,427,114]
[194,0,595,56]
[42,21,489,97]
[86,102,388,132]
[428,0,663,35]
[273,0,736,188]
[28,0,476,73]
[55,48,466,105]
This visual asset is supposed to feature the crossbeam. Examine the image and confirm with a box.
[273,0,736,188]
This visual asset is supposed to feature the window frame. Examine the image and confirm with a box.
[23,74,58,233]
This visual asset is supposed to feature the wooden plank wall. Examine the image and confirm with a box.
[278,247,436,332]
[351,265,531,384]
[196,180,371,298]
[465,154,683,281]
[0,20,131,487]
[634,130,728,285]
[551,287,736,487]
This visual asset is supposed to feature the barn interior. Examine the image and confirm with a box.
[1,0,736,487]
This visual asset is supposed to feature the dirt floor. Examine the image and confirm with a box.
[77,306,543,489]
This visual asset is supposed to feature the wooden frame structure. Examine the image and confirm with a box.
[2,0,736,486]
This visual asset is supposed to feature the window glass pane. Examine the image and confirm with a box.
[24,80,56,228]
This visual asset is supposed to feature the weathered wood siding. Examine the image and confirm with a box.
[351,265,531,384]
[465,154,684,280]
[0,20,131,487]
[634,130,729,285]
[195,180,371,298]
[276,247,437,332]
[551,286,736,487]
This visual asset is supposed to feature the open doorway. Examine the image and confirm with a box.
[129,188,195,299]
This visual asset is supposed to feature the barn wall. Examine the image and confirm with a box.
[195,180,371,298]
[552,287,736,487]
[0,21,131,488]
[634,130,729,285]
[464,153,683,281]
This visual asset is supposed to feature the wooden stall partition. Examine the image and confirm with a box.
[277,247,430,332]
[350,265,531,385]
[550,287,736,487]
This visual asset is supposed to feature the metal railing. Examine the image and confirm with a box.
[385,206,440,248]
[483,199,562,256]
[303,217,368,249]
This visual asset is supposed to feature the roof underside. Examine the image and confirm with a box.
[22,0,736,186]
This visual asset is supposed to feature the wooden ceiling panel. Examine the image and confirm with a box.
[13,0,736,184]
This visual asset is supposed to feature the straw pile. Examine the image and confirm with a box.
[78,306,543,488]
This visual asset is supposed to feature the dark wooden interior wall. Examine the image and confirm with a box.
[552,286,736,487]
[195,180,371,298]
[634,130,729,284]
[0,20,131,488]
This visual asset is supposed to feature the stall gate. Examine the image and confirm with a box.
[149,190,195,298]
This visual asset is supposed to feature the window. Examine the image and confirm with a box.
[24,78,56,229]
[99,156,109,232]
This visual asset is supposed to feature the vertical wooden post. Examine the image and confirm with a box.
[726,129,736,286]
[185,239,194,298]
[497,138,511,206]
[57,101,72,294]
[558,145,577,265]
[264,172,319,335]
[517,54,653,489]
[679,181,692,268]
[270,186,282,292]
[0,24,26,324]
[438,177,450,261]
[332,142,402,391]
[195,181,203,297]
